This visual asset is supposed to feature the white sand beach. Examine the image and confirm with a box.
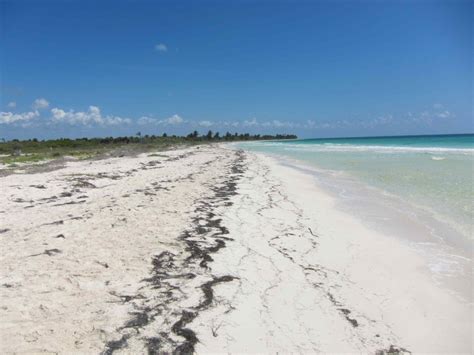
[0,145,472,353]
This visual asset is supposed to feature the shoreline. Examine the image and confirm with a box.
[268,152,472,301]
[0,145,471,353]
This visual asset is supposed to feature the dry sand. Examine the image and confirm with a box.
[0,145,471,353]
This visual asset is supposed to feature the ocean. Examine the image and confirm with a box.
[238,134,473,289]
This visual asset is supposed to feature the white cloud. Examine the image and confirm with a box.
[51,108,66,120]
[0,110,39,125]
[137,116,158,125]
[435,110,452,119]
[50,106,131,126]
[155,43,168,52]
[433,103,443,109]
[32,98,49,110]
[198,120,213,127]
[166,114,183,125]
[137,114,184,126]
[7,101,16,108]
[242,117,298,129]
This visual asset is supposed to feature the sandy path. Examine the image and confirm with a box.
[1,146,471,353]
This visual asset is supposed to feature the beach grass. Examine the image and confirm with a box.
[0,137,197,166]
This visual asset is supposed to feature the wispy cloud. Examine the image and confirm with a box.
[137,116,298,130]
[360,115,393,129]
[247,105,454,131]
[154,43,168,52]
[302,104,456,131]
[220,121,240,128]
[434,110,452,119]
[32,98,49,110]
[407,105,454,125]
[243,117,258,127]
[7,101,16,108]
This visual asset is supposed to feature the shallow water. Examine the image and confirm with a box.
[239,134,474,240]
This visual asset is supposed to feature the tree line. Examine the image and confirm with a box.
[183,130,296,141]
[0,131,297,155]
[3,131,297,145]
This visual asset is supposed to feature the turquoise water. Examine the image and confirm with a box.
[240,134,474,239]
[280,134,474,149]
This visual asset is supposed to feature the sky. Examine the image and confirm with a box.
[0,0,472,140]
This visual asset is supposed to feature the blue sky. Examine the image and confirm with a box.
[1,0,472,139]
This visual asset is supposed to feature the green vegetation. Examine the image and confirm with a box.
[1,154,49,165]
[0,131,297,166]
